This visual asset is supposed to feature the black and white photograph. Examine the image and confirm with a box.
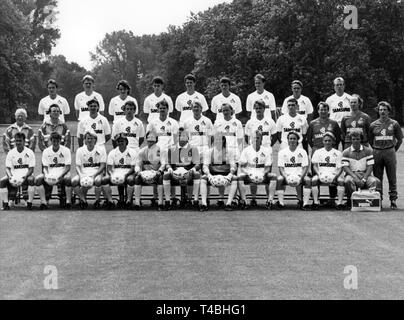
[1,0,404,305]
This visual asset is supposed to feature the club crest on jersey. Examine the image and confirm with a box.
[187,100,192,106]
[225,125,230,131]
[119,158,124,165]
[160,126,165,132]
[121,105,125,111]
[258,125,263,131]
[338,101,343,108]
[88,157,94,164]
[320,127,326,134]
[381,129,386,136]
[388,124,393,130]
[18,158,22,164]
[53,157,58,164]
[290,156,296,164]
[91,123,96,130]
[325,156,330,163]
[290,122,295,129]
[126,127,131,133]
[253,157,259,164]
[351,121,357,128]
[195,125,200,132]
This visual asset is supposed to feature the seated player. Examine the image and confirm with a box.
[35,132,72,209]
[163,128,201,209]
[342,130,381,207]
[71,130,114,210]
[37,104,71,151]
[0,132,36,210]
[3,108,36,152]
[134,131,166,211]
[311,132,345,210]
[238,130,277,209]
[106,133,137,209]
[200,137,239,211]
[276,131,312,210]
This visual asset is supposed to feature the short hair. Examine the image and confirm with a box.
[50,132,62,141]
[192,100,203,108]
[15,108,27,118]
[178,127,189,140]
[114,132,129,143]
[49,104,61,113]
[86,97,99,107]
[287,98,298,106]
[254,74,266,82]
[253,100,266,109]
[184,74,196,82]
[376,101,392,113]
[291,80,303,88]
[317,101,330,110]
[221,103,233,111]
[157,99,169,109]
[47,79,58,88]
[116,80,131,94]
[350,94,363,109]
[14,132,26,141]
[287,131,300,140]
[348,129,363,141]
[84,130,98,141]
[220,77,231,85]
[323,131,336,141]
[82,75,95,83]
[333,77,345,85]
[124,101,137,111]
[145,130,158,142]
[152,76,164,85]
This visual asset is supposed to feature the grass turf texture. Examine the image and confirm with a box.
[1,122,404,299]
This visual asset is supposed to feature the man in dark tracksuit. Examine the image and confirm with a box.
[369,101,403,210]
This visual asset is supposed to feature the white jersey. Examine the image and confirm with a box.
[108,95,139,124]
[175,91,208,123]
[281,95,313,119]
[278,147,309,176]
[213,118,244,155]
[112,117,145,150]
[107,147,137,175]
[311,147,342,176]
[77,114,111,146]
[146,117,179,152]
[240,145,273,175]
[74,91,105,121]
[6,147,36,178]
[246,90,276,119]
[76,145,107,176]
[42,145,71,177]
[38,95,70,123]
[211,92,242,121]
[245,117,276,148]
[276,114,308,150]
[182,116,213,149]
[325,92,352,125]
[143,93,173,123]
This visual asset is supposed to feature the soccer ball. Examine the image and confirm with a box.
[140,170,158,184]
[287,174,301,187]
[320,173,335,184]
[45,173,59,186]
[111,171,125,185]
[173,167,188,181]
[10,175,24,187]
[247,168,264,184]
[80,176,94,188]
[209,174,230,187]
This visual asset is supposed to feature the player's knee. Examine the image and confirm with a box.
[163,172,171,180]
[102,176,111,186]
[0,176,9,188]
[35,174,45,186]
[71,175,80,187]
[311,175,319,186]
[126,175,135,186]
[26,176,35,186]
[94,176,102,187]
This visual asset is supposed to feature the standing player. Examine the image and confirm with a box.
[311,133,345,210]
[182,101,213,157]
[210,77,242,121]
[276,98,308,150]
[38,104,71,151]
[246,74,276,120]
[0,132,36,210]
[342,130,381,207]
[341,94,371,149]
[276,132,312,210]
[77,98,111,148]
[134,131,166,211]
[74,75,105,121]
[108,80,138,125]
[106,133,138,209]
[325,77,352,126]
[175,74,208,124]
[213,103,244,157]
[35,132,72,209]
[238,131,277,209]
[369,101,403,210]
[143,76,173,124]
[71,130,114,209]
[111,101,145,152]
[3,108,36,152]
[245,100,277,148]
[281,80,314,123]
[38,79,70,123]
[163,128,201,209]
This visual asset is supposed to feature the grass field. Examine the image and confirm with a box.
[1,122,404,299]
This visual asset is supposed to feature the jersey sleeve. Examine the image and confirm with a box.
[311,150,320,164]
[103,118,111,135]
[99,147,107,163]
[239,148,248,165]
[244,121,252,137]
[42,149,49,167]
[265,149,273,167]
[394,121,404,140]
[77,120,84,136]
[108,98,114,116]
[210,96,219,114]
[301,150,309,167]
[268,93,276,111]
[5,153,12,168]
[75,148,83,166]
[28,150,36,168]
[306,97,314,115]
[62,97,70,115]
[341,150,351,167]
[236,121,244,139]
[234,95,242,114]
[107,151,114,166]
[336,151,342,168]
[38,98,45,115]
[138,122,145,138]
[97,93,105,112]
[175,95,182,112]
[366,148,374,166]
[276,116,283,133]
[74,94,80,111]
[277,150,285,167]
[200,94,209,112]
[269,119,277,135]
[246,94,253,112]
[166,96,174,113]
[281,98,288,115]
[302,118,308,135]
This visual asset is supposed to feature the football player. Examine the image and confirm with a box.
[325,77,352,127]
[210,77,242,121]
[108,80,139,126]
[38,79,70,123]
[276,131,311,210]
[143,76,174,123]
[311,132,345,210]
[0,132,36,210]
[74,75,105,121]
[246,74,276,120]
[35,132,72,209]
[281,80,314,122]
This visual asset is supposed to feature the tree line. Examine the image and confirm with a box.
[1,0,403,124]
